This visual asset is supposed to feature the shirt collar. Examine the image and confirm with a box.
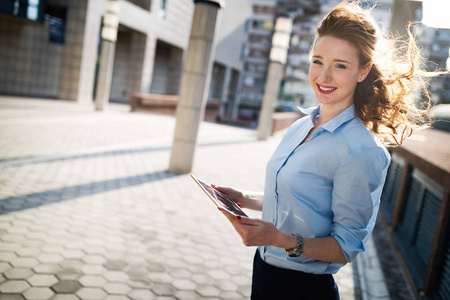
[298,104,357,133]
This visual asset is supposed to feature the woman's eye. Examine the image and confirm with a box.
[336,64,346,69]
[312,60,322,65]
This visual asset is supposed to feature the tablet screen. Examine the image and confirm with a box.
[191,175,248,217]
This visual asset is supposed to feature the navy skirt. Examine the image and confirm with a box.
[251,251,340,300]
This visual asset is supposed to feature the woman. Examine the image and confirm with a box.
[215,1,438,299]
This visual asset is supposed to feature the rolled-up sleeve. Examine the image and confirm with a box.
[330,147,390,262]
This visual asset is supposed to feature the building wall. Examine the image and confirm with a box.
[0,14,62,98]
[0,0,249,110]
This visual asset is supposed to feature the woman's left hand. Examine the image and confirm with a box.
[220,210,286,248]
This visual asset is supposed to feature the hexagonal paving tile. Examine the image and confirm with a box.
[191,273,214,285]
[174,291,202,300]
[0,294,25,300]
[0,262,12,273]
[146,263,165,272]
[0,242,21,252]
[238,285,251,298]
[76,287,108,300]
[230,275,251,287]
[56,269,82,281]
[0,252,18,262]
[16,248,40,257]
[103,260,127,271]
[78,275,107,287]
[127,289,156,300]
[171,279,197,291]
[209,270,231,281]
[52,280,82,293]
[168,269,190,279]
[33,264,62,274]
[37,254,63,264]
[102,282,131,294]
[50,295,80,300]
[104,296,130,300]
[82,255,106,265]
[27,274,58,287]
[147,272,172,284]
[196,285,221,297]
[1,233,26,242]
[215,280,239,292]
[23,287,55,300]
[59,259,83,269]
[4,268,33,280]
[0,280,31,293]
[220,291,246,300]
[103,271,129,282]
[151,283,177,296]
[80,265,107,275]
[61,250,84,260]
[41,245,64,254]
[11,258,39,268]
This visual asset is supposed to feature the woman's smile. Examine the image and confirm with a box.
[316,84,337,94]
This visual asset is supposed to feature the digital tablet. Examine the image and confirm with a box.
[191,174,248,217]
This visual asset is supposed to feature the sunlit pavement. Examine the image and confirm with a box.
[0,96,383,300]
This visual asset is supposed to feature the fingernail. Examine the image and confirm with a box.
[217,207,221,211]
[238,203,242,207]
[237,216,241,220]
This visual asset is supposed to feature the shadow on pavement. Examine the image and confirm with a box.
[0,170,181,215]
[0,140,259,167]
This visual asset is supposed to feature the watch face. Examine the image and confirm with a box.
[288,250,301,257]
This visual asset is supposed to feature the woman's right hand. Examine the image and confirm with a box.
[212,184,264,211]
[211,184,247,208]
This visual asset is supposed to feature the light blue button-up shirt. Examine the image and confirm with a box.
[259,104,390,274]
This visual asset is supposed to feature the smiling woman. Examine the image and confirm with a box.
[212,1,446,299]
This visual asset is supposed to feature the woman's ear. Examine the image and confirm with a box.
[359,62,373,82]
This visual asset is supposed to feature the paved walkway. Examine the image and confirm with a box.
[0,96,407,300]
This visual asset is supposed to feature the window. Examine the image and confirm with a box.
[159,0,167,19]
[44,5,67,44]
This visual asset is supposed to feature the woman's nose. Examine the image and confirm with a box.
[319,67,332,83]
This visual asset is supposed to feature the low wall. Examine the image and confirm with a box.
[380,129,450,299]
[130,93,220,122]
[271,112,302,135]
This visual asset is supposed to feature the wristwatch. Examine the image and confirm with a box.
[285,233,304,257]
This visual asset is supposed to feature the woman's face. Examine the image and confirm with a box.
[309,36,371,110]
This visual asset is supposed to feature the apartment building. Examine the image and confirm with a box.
[235,0,277,122]
[0,0,252,116]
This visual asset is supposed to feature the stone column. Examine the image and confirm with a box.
[95,0,119,111]
[257,17,293,140]
[168,0,223,174]
[219,66,231,117]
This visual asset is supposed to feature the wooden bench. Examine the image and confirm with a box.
[130,93,221,121]
[271,112,302,135]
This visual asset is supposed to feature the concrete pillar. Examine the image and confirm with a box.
[257,17,293,140]
[219,66,231,117]
[95,0,119,111]
[257,62,285,139]
[168,0,223,174]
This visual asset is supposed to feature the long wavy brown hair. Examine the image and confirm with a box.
[313,1,442,146]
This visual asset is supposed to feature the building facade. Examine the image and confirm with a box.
[0,0,252,116]
[235,0,277,123]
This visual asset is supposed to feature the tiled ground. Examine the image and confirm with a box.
[0,97,361,300]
